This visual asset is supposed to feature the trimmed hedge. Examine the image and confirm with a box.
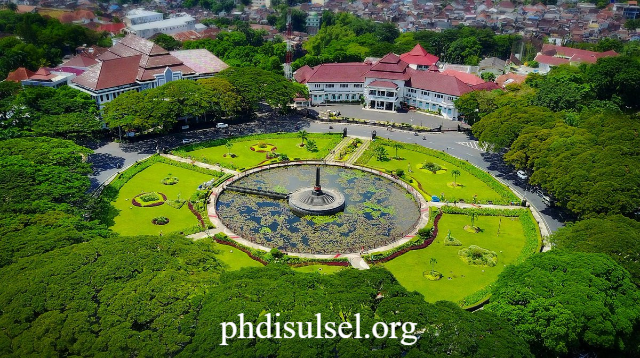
[213,233,350,267]
[365,213,442,264]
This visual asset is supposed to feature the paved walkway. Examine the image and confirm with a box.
[346,138,370,164]
[160,153,238,175]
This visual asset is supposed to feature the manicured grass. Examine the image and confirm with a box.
[110,162,215,236]
[213,243,264,271]
[177,133,341,170]
[363,147,508,204]
[381,213,528,305]
[292,265,348,275]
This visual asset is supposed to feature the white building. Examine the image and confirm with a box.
[70,35,228,107]
[126,15,196,39]
[294,45,497,119]
[124,9,163,27]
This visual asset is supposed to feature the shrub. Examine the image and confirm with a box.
[444,230,462,246]
[421,162,442,173]
[140,192,160,202]
[161,176,179,185]
[395,169,404,177]
[305,139,318,152]
[152,216,169,225]
[458,245,497,266]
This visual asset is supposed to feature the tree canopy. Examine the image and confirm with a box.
[486,250,640,357]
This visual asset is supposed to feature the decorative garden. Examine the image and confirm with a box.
[99,133,542,307]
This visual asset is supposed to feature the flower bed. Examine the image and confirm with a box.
[161,176,179,185]
[250,143,277,153]
[132,192,167,207]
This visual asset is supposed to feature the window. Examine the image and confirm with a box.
[354,84,362,88]
[326,84,335,88]
[435,94,444,99]
[314,84,321,88]
[369,90,376,95]
[340,84,349,88]
[447,96,454,101]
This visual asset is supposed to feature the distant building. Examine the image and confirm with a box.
[534,44,618,72]
[306,12,321,35]
[6,67,76,88]
[70,35,228,107]
[126,15,196,39]
[124,9,164,27]
[399,44,440,70]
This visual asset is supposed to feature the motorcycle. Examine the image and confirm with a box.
[422,136,426,140]
[414,132,419,136]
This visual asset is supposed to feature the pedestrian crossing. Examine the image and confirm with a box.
[456,141,487,151]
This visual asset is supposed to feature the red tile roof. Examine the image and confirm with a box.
[540,44,618,63]
[534,54,570,66]
[471,82,500,91]
[62,54,99,68]
[137,65,196,81]
[407,69,476,97]
[170,49,229,74]
[29,68,57,81]
[6,67,35,82]
[295,63,372,83]
[400,44,440,66]
[496,73,526,87]
[441,70,485,85]
[97,23,126,34]
[365,53,410,80]
[368,80,398,89]
[72,55,142,90]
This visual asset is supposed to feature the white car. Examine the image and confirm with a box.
[216,123,229,128]
[182,139,194,144]
[516,170,529,180]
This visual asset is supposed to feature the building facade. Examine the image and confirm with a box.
[294,45,496,119]
[69,35,228,108]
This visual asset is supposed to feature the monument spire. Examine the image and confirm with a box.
[314,166,322,193]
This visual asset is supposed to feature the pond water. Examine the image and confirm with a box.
[216,165,420,254]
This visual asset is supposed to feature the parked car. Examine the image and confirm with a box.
[216,123,229,128]
[516,170,529,180]
[182,139,194,144]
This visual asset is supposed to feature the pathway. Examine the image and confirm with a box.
[346,138,370,165]
[323,136,351,161]
[160,153,238,175]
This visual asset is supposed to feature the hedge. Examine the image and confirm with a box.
[213,233,350,267]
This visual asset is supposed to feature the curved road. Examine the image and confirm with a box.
[88,117,566,234]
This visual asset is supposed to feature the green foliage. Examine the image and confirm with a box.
[480,71,496,82]
[152,33,181,51]
[0,235,224,357]
[458,245,498,266]
[305,139,317,152]
[421,161,442,173]
[139,192,161,202]
[550,215,640,286]
[0,11,111,79]
[487,250,640,357]
[374,145,389,161]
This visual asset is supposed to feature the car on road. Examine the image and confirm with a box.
[516,170,529,180]
[216,123,229,128]
[182,139,194,144]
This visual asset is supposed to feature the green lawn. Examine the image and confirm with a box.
[382,213,528,305]
[213,243,264,271]
[292,265,348,275]
[178,134,341,170]
[363,147,508,204]
[111,162,215,236]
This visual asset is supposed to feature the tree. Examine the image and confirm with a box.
[486,250,640,357]
[32,112,102,141]
[550,215,640,285]
[297,130,308,146]
[393,142,402,159]
[451,169,461,187]
[152,33,182,51]
[586,56,640,110]
[472,106,560,150]
[373,145,388,161]
[224,140,233,155]
[196,77,242,119]
[102,90,146,135]
[480,71,496,82]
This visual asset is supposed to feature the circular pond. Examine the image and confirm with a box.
[216,165,421,254]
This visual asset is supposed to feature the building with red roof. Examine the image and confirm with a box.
[97,23,126,35]
[399,44,440,70]
[534,44,618,72]
[294,51,495,119]
[6,67,35,82]
[70,34,227,107]
[6,67,77,88]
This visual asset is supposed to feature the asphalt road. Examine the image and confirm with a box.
[88,114,566,233]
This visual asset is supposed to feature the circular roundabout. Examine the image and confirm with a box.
[214,164,422,255]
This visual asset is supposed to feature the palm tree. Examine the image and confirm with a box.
[469,212,478,228]
[298,130,308,146]
[430,258,438,275]
[393,143,402,159]
[225,140,233,155]
[451,169,461,187]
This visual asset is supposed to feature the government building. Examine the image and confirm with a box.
[294,44,498,120]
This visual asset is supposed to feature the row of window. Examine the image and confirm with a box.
[312,93,360,101]
[313,83,363,89]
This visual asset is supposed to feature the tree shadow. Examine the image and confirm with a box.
[88,153,125,176]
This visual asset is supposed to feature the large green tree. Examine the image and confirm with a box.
[487,250,640,357]
[550,215,640,285]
